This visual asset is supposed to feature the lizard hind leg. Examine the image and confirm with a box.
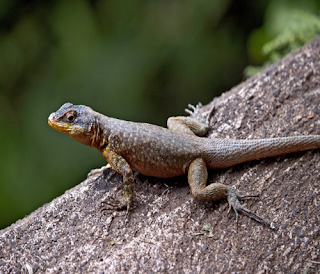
[167,103,213,136]
[188,158,273,228]
[188,158,228,202]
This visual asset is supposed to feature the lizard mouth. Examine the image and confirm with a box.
[48,113,69,133]
[48,112,85,135]
[48,113,56,127]
[48,113,59,128]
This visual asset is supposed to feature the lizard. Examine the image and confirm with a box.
[48,102,320,228]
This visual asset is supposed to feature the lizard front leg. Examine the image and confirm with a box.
[100,149,134,218]
[188,158,272,228]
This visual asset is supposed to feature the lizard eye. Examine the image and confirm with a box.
[66,111,76,123]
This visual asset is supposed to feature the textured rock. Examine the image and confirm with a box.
[1,37,320,273]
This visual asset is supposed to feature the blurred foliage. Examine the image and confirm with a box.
[245,0,320,77]
[0,0,316,229]
[263,11,320,60]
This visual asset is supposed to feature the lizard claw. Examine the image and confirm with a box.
[225,186,274,229]
[205,103,215,124]
[88,164,112,178]
[185,103,209,125]
[185,103,199,116]
[101,196,131,222]
[101,196,127,211]
[185,102,215,125]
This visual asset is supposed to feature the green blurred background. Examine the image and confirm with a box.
[0,0,319,229]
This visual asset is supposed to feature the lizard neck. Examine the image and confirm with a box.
[89,115,103,149]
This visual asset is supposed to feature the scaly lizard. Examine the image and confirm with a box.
[48,102,320,228]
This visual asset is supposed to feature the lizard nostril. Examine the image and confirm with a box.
[48,113,57,124]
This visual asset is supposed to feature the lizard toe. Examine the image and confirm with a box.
[88,164,112,179]
[101,196,127,212]
[226,186,273,229]
[101,196,132,223]
[185,103,209,126]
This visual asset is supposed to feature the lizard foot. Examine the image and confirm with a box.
[185,102,215,126]
[225,186,275,229]
[185,103,208,126]
[88,163,112,178]
[101,196,131,222]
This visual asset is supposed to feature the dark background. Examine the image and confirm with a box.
[0,0,318,229]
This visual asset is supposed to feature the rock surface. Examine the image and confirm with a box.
[1,37,320,273]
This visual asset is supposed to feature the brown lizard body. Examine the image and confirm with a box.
[48,102,320,228]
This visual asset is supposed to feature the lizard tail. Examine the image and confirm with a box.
[204,135,320,169]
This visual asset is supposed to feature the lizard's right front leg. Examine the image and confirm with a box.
[188,158,273,228]
[100,149,134,218]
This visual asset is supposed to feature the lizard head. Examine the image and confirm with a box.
[48,103,99,147]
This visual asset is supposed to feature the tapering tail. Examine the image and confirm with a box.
[204,135,320,169]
